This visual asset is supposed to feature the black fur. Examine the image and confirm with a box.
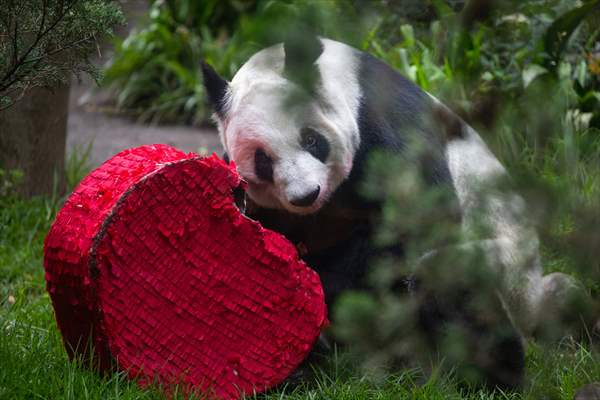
[254,148,274,183]
[432,102,466,140]
[417,284,525,390]
[300,127,330,163]
[351,52,454,189]
[247,204,382,306]
[201,62,229,118]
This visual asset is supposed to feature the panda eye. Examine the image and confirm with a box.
[303,133,317,148]
[300,128,330,163]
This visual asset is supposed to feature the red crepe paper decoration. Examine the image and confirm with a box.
[44,144,327,399]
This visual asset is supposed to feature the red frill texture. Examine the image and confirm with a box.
[43,144,328,399]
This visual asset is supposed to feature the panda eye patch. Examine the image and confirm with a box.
[254,148,274,183]
[300,128,330,163]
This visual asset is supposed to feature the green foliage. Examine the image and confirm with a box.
[103,0,365,124]
[0,168,23,198]
[543,1,600,68]
[65,141,93,192]
[103,0,258,124]
[104,1,220,124]
[0,0,124,110]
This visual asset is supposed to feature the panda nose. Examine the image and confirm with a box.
[289,186,320,207]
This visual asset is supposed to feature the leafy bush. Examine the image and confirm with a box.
[103,0,364,124]
[103,0,263,124]
[0,169,23,199]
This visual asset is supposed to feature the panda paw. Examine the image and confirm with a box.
[410,249,525,392]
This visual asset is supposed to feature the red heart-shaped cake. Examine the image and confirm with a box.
[44,144,327,399]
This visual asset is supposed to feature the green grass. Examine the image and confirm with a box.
[0,192,599,399]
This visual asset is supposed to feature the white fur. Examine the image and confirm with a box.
[444,121,577,336]
[220,39,360,214]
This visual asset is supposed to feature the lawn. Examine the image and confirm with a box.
[0,183,599,399]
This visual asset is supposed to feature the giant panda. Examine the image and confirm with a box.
[201,37,593,390]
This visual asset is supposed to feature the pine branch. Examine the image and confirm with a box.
[0,0,122,110]
[0,0,79,92]
[11,8,18,67]
[0,33,94,96]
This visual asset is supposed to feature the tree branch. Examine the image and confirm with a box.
[0,82,30,111]
[0,0,79,89]
[12,12,19,67]
[0,34,94,93]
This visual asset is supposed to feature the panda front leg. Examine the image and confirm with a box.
[411,238,528,390]
[532,271,597,342]
[443,130,597,343]
[416,236,595,335]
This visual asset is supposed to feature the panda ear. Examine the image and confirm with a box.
[283,35,323,92]
[201,61,230,119]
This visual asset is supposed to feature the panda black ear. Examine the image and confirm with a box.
[201,61,230,119]
[283,35,323,92]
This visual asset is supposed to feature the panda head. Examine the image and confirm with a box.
[202,38,361,215]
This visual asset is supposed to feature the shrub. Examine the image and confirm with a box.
[102,0,259,124]
[103,0,365,124]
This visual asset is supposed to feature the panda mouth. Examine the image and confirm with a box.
[286,201,323,215]
[242,177,325,215]
[242,177,266,186]
[243,180,284,209]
